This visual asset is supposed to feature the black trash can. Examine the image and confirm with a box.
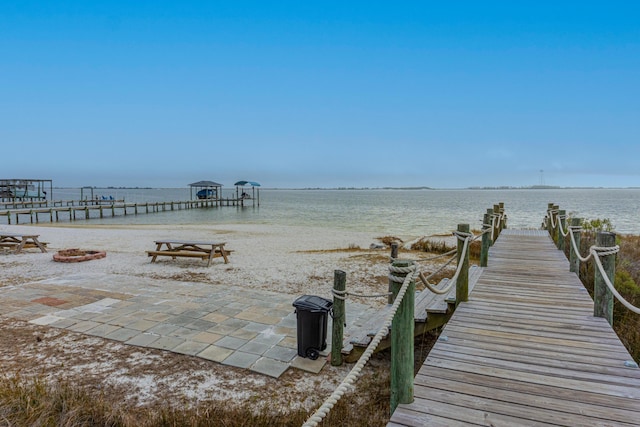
[292,295,333,360]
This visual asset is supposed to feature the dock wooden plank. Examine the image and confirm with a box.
[388,229,640,426]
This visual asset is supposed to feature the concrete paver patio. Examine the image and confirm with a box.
[0,273,377,378]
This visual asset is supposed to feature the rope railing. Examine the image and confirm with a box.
[303,263,417,427]
[547,205,640,317]
[310,205,504,425]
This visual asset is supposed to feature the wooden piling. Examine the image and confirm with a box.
[456,224,470,306]
[569,218,582,273]
[331,270,346,367]
[390,260,415,414]
[557,209,566,251]
[389,243,399,304]
[481,213,490,267]
[594,232,616,326]
[486,208,494,246]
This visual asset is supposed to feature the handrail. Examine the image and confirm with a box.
[548,206,640,315]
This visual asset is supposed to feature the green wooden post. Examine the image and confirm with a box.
[486,208,494,246]
[499,202,506,229]
[569,218,582,273]
[557,209,566,251]
[456,224,470,306]
[594,232,616,326]
[390,260,414,414]
[480,213,490,267]
[389,243,399,304]
[546,203,555,237]
[331,270,346,367]
[492,205,500,242]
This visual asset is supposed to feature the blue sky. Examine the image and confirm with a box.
[2,1,639,188]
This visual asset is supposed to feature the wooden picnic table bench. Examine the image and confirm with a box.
[146,240,230,267]
[0,232,48,253]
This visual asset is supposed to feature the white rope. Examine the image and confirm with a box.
[564,227,640,314]
[303,263,417,427]
[420,235,470,295]
[591,247,640,314]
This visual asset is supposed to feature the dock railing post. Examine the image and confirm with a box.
[594,232,616,326]
[331,270,346,367]
[390,260,415,414]
[499,202,506,230]
[492,205,501,242]
[569,218,582,273]
[546,203,554,238]
[481,213,490,267]
[456,224,470,306]
[389,243,399,304]
[486,208,494,246]
[557,209,566,251]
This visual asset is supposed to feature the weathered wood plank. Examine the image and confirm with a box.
[388,229,640,426]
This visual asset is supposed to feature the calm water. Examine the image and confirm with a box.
[43,188,640,236]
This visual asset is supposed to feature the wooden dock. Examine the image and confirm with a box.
[389,229,640,426]
[0,198,249,225]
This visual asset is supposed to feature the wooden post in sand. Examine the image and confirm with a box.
[390,260,415,414]
[331,270,346,366]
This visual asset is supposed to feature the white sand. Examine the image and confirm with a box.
[0,222,453,413]
[0,222,413,304]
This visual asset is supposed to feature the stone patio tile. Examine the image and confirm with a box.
[127,319,158,332]
[273,326,296,337]
[279,336,298,350]
[238,341,272,355]
[172,340,210,356]
[253,332,285,346]
[125,333,160,347]
[51,318,79,328]
[226,302,251,310]
[67,320,102,333]
[214,307,242,317]
[221,318,249,329]
[143,312,173,322]
[208,324,238,335]
[241,322,270,334]
[263,345,298,363]
[185,319,217,330]
[166,315,196,326]
[149,336,186,351]
[86,323,121,338]
[229,328,258,340]
[105,327,140,342]
[146,323,179,335]
[202,312,228,323]
[223,351,260,369]
[216,336,248,350]
[181,309,209,319]
[251,357,290,378]
[290,355,327,374]
[29,315,64,326]
[191,331,222,344]
[108,315,138,327]
[90,313,120,324]
[197,345,234,363]
[53,308,82,319]
[73,311,101,321]
[169,327,199,339]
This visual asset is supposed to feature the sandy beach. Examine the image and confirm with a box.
[0,222,451,414]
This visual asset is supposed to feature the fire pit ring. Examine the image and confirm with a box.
[53,249,107,263]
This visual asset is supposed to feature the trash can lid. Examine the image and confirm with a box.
[293,295,333,311]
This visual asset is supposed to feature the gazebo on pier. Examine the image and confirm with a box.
[234,180,261,206]
[189,181,223,206]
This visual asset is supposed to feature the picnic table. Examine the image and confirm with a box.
[146,240,230,267]
[0,232,48,253]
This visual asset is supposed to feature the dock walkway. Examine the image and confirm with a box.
[389,229,640,426]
